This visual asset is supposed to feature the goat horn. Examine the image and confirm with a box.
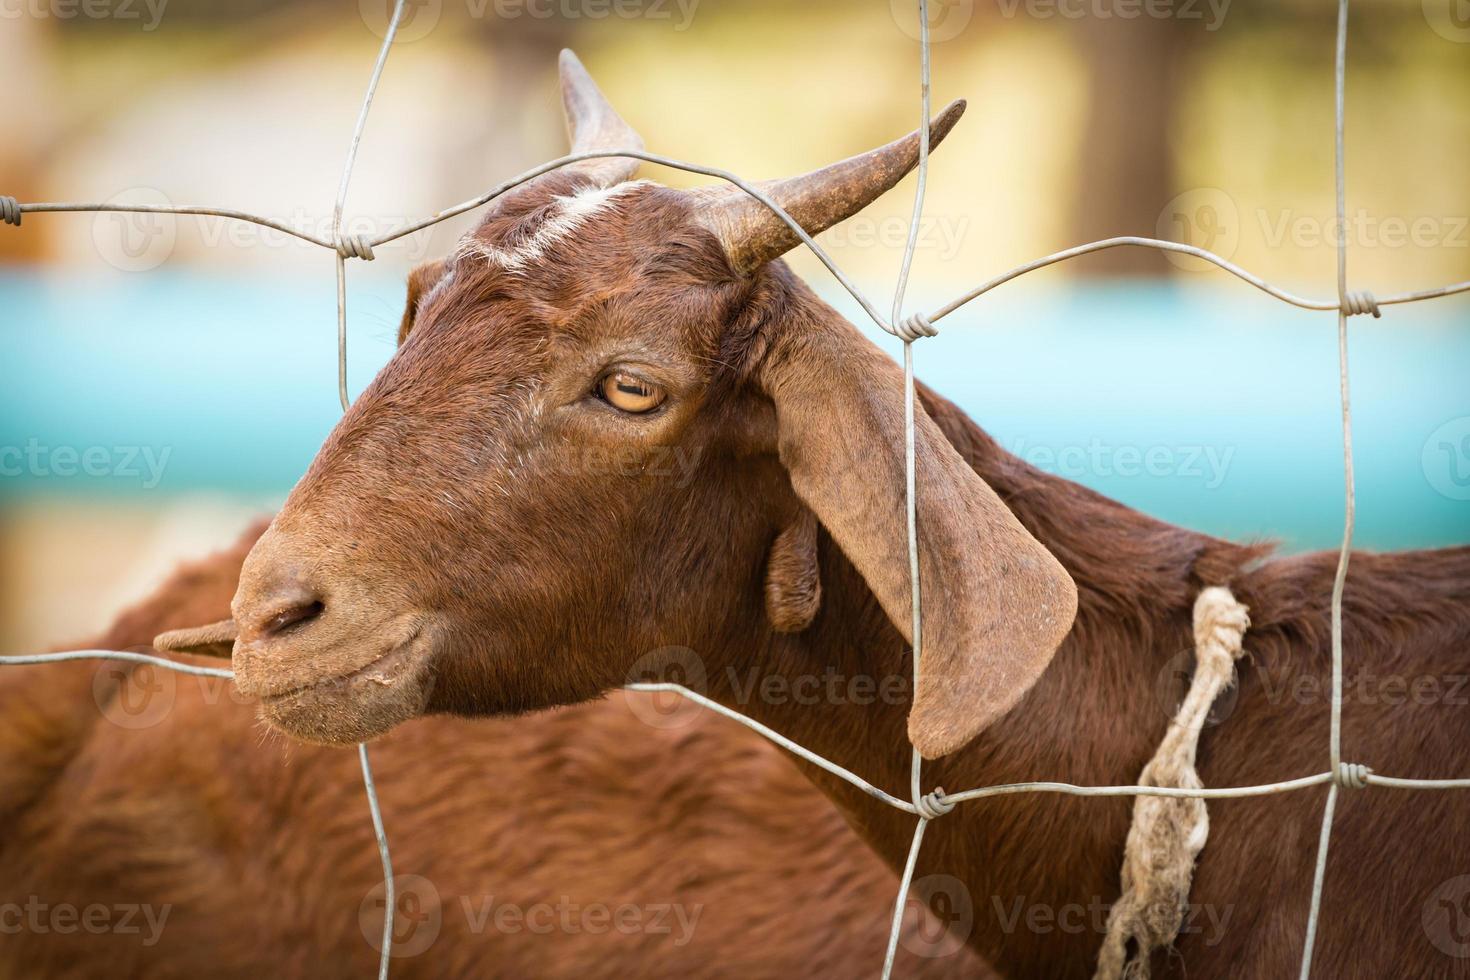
[559,49,645,187]
[695,99,966,275]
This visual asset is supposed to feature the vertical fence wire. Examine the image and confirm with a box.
[334,2,410,974]
[1299,0,1360,974]
[887,2,937,974]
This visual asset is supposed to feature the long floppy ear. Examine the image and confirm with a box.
[154,618,238,660]
[398,258,447,346]
[759,323,1077,759]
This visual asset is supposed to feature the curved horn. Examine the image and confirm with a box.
[696,99,966,275]
[559,49,645,187]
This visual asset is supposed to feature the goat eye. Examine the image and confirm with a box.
[598,372,666,413]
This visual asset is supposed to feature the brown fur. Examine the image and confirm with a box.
[0,524,989,978]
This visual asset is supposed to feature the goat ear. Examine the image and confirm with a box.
[154,618,238,660]
[764,507,822,633]
[758,326,1077,759]
[398,259,447,346]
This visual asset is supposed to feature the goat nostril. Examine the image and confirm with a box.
[261,599,325,639]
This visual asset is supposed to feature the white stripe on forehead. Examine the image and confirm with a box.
[454,180,652,272]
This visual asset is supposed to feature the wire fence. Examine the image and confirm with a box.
[3,1,1470,977]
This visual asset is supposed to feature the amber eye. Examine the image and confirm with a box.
[598,372,666,413]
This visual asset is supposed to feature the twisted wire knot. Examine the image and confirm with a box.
[893,312,938,343]
[1340,290,1380,318]
[0,196,21,227]
[915,788,954,820]
[1336,762,1372,790]
[334,233,375,261]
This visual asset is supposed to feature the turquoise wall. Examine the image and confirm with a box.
[3,268,1466,554]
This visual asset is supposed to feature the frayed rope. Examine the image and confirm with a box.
[1094,586,1250,980]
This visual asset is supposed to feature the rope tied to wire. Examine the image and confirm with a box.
[1339,289,1380,318]
[1095,586,1251,980]
[334,233,376,261]
[892,312,938,343]
[914,788,954,820]
[0,196,21,226]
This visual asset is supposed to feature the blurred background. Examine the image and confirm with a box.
[1,0,1467,653]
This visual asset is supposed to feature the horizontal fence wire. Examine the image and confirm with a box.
[3,0,1470,976]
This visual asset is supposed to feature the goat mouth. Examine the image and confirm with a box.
[254,627,438,745]
[257,628,427,705]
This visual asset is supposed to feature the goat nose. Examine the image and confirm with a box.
[242,586,325,642]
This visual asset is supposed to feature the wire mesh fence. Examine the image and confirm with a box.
[3,0,1470,977]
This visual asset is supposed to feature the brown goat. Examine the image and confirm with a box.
[0,524,990,978]
[162,52,1470,977]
